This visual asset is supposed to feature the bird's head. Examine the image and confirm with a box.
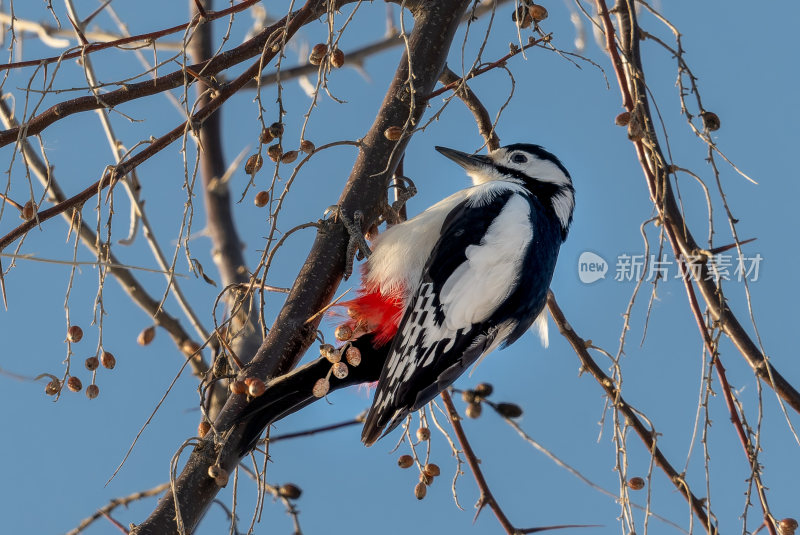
[435,144,575,239]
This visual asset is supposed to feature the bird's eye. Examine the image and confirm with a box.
[511,153,527,163]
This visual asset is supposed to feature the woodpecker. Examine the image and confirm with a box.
[343,144,575,445]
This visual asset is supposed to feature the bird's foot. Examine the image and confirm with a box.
[381,175,417,225]
[324,205,372,279]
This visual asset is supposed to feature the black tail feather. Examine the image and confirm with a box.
[235,334,389,456]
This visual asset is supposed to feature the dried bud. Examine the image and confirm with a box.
[100,351,116,369]
[268,122,285,138]
[254,190,270,207]
[383,126,403,141]
[85,384,99,399]
[212,355,228,378]
[414,482,427,500]
[245,154,263,174]
[137,326,155,346]
[21,200,37,221]
[528,4,548,22]
[416,427,430,441]
[397,454,414,469]
[267,143,283,162]
[300,139,315,153]
[85,356,99,371]
[309,43,328,65]
[248,378,266,397]
[628,477,645,490]
[474,382,493,397]
[701,111,720,131]
[331,48,345,68]
[779,518,798,535]
[331,361,349,379]
[67,376,82,392]
[345,345,361,367]
[259,127,273,144]
[45,379,60,396]
[208,464,229,487]
[495,402,524,418]
[465,402,482,419]
[512,6,532,28]
[198,421,211,437]
[423,463,440,478]
[67,325,83,343]
[461,389,478,404]
[280,150,298,164]
[335,324,353,341]
[230,380,247,395]
[320,343,340,363]
[312,377,330,398]
[279,483,303,500]
[615,111,631,126]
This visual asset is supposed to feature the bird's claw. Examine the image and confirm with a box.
[325,205,372,279]
[383,175,417,225]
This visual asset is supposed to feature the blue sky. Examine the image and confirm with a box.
[0,1,798,534]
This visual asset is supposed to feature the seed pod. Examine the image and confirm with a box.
[414,482,427,500]
[100,351,116,369]
[254,190,269,208]
[495,402,523,418]
[474,382,493,397]
[416,427,431,441]
[67,376,82,392]
[423,463,440,477]
[245,154,263,174]
[198,421,211,437]
[701,111,720,131]
[320,343,340,363]
[331,48,345,68]
[461,389,478,404]
[513,6,532,28]
[335,324,353,341]
[280,150,298,164]
[312,377,330,398]
[248,378,267,397]
[779,518,798,535]
[45,379,60,396]
[138,326,155,346]
[345,345,361,367]
[230,380,247,395]
[331,361,349,379]
[628,477,645,490]
[67,325,83,343]
[615,111,631,126]
[86,384,99,399]
[21,201,37,221]
[465,402,482,419]
[268,122,285,138]
[309,43,327,65]
[419,472,433,486]
[528,4,548,22]
[383,126,403,141]
[300,139,315,153]
[208,464,229,487]
[267,143,283,162]
[279,483,302,499]
[259,127,273,144]
[85,356,99,371]
[397,454,414,469]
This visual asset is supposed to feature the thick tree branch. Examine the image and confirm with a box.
[130,1,470,532]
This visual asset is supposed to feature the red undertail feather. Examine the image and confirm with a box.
[339,282,404,348]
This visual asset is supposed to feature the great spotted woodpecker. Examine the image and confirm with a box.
[343,144,575,445]
[235,144,574,454]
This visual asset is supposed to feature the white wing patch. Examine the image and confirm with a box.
[531,308,549,348]
[438,194,533,330]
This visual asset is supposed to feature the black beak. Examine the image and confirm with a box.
[435,146,491,172]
